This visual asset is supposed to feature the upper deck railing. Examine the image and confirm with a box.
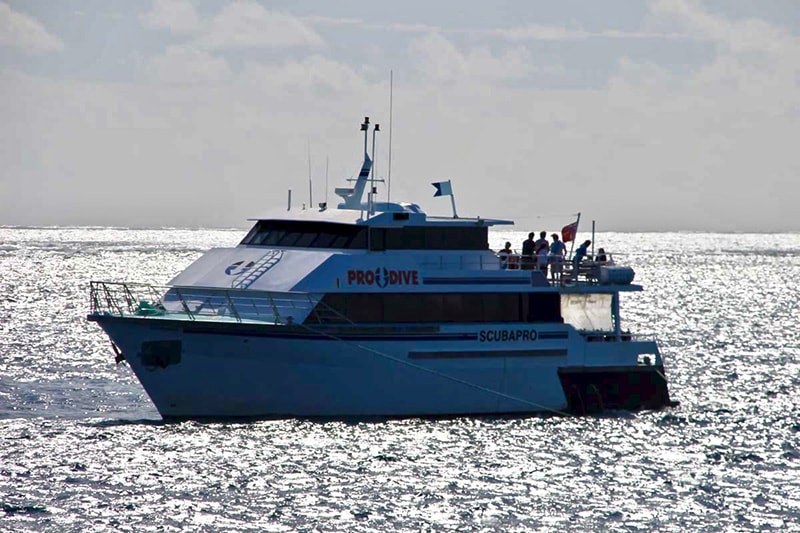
[496,252,632,287]
[416,252,624,287]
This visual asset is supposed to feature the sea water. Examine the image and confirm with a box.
[1,227,799,532]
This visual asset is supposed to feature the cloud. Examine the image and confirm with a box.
[650,0,799,54]
[642,0,800,106]
[197,1,323,50]
[0,2,63,53]
[144,45,231,84]
[301,15,362,27]
[485,24,690,42]
[3,1,800,231]
[141,0,201,34]
[408,33,534,83]
[240,54,369,94]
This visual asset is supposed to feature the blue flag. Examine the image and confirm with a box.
[432,180,452,197]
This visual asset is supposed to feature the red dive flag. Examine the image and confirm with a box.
[561,221,578,243]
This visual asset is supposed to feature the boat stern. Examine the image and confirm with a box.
[558,335,675,414]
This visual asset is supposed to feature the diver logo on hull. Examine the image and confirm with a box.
[225,260,256,276]
[347,268,419,288]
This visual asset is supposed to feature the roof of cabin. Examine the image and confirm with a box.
[248,207,514,227]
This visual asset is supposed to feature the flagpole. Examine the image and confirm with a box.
[568,212,581,259]
[449,180,458,218]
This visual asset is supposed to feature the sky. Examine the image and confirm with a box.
[1,0,799,231]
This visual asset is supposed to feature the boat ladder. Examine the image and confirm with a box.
[231,249,284,289]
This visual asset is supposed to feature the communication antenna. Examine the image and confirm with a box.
[370,123,380,214]
[361,116,369,154]
[387,70,393,203]
[307,140,313,209]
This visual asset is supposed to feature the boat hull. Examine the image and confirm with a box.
[90,315,672,418]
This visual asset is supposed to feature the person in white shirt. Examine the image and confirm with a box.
[549,233,566,283]
[533,231,550,277]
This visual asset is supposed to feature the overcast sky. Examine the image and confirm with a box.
[1,0,799,231]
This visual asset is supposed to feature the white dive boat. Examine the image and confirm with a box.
[88,117,674,419]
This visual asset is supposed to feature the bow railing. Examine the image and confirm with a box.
[88,281,348,325]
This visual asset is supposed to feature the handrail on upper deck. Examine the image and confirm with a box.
[495,252,618,287]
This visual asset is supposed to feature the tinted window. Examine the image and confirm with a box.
[527,293,562,322]
[384,227,488,250]
[369,228,386,251]
[240,221,367,249]
[241,221,488,250]
[311,292,562,324]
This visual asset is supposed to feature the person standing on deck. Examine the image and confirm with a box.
[549,233,566,283]
[498,242,513,269]
[572,240,591,281]
[534,231,549,277]
[521,233,535,270]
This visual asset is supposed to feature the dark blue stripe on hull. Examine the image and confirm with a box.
[539,332,569,340]
[410,349,567,359]
[423,278,532,285]
[185,329,479,342]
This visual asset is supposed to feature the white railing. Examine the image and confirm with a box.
[88,281,347,325]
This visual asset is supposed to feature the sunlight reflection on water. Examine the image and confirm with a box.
[0,228,799,531]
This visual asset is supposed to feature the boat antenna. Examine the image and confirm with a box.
[287,189,292,211]
[307,140,313,210]
[370,122,380,214]
[361,116,369,154]
[325,155,329,205]
[387,70,393,204]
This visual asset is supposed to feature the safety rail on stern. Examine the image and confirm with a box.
[495,252,628,287]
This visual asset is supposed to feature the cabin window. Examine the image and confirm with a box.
[382,227,488,250]
[560,293,613,331]
[368,228,386,251]
[277,231,302,246]
[241,221,489,251]
[240,221,368,249]
[311,292,563,324]
[331,233,353,249]
[383,294,424,322]
[295,232,318,247]
[527,293,562,322]
[386,227,426,249]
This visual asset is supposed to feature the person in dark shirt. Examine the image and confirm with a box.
[521,232,535,270]
[498,241,513,269]
[572,240,591,281]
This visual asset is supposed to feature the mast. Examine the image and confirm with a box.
[387,70,393,204]
[370,122,380,214]
[362,116,369,154]
[307,141,312,209]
